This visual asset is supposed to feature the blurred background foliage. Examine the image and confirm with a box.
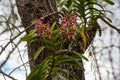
[0,0,120,80]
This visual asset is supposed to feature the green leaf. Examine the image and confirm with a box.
[37,61,50,80]
[104,16,112,22]
[22,29,37,41]
[60,0,68,7]
[51,68,79,80]
[25,39,39,47]
[55,56,84,70]
[54,40,66,46]
[102,0,115,5]
[86,2,105,11]
[37,56,52,80]
[81,25,87,52]
[40,38,53,46]
[51,73,68,80]
[71,51,88,61]
[66,0,72,8]
[27,56,52,80]
[52,28,60,35]
[55,49,88,61]
[51,21,57,31]
[55,57,79,67]
[34,46,45,60]
[52,34,60,41]
[31,20,37,24]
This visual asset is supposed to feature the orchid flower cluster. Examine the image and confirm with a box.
[59,14,78,40]
[35,18,52,39]
[35,14,78,40]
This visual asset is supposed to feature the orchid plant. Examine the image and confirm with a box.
[22,0,115,79]
[22,13,88,80]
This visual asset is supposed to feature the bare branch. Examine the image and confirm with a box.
[0,67,16,80]
[9,60,30,75]
[0,39,21,67]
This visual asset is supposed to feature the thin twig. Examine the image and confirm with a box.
[0,68,16,80]
[9,60,30,75]
[92,46,102,80]
[11,41,28,76]
[0,39,21,67]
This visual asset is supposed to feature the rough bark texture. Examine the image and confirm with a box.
[16,0,58,70]
[16,0,96,80]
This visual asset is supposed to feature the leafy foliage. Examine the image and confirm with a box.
[21,0,114,80]
[23,19,88,79]
[57,0,114,48]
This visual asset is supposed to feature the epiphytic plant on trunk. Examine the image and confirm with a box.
[23,14,88,80]
[20,0,117,80]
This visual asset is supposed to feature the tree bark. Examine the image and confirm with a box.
[16,0,96,80]
[16,0,58,70]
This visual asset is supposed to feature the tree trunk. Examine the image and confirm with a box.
[16,0,58,70]
[16,0,96,80]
